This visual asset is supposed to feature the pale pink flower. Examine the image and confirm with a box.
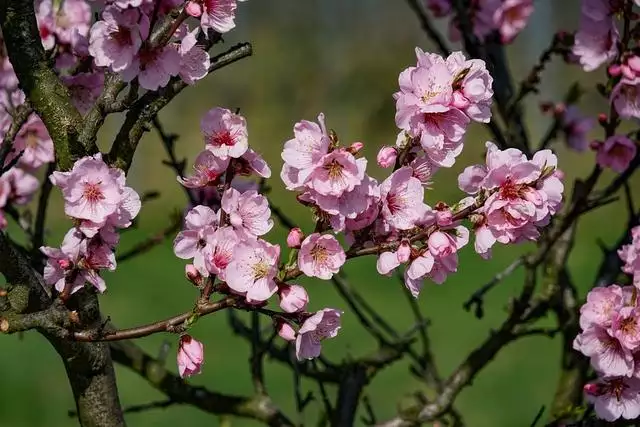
[376,146,397,168]
[409,153,438,186]
[492,0,533,44]
[304,174,378,222]
[428,231,457,258]
[201,226,239,279]
[404,252,435,297]
[445,51,493,122]
[585,377,640,422]
[413,111,468,167]
[596,135,637,173]
[574,325,634,377]
[49,154,124,224]
[6,114,54,169]
[89,7,149,72]
[458,164,487,194]
[286,228,304,248]
[277,320,297,341]
[61,72,105,115]
[298,233,345,280]
[619,227,640,287]
[177,28,210,85]
[376,240,411,276]
[296,308,342,360]
[611,306,640,351]
[561,106,594,152]
[4,168,39,205]
[202,107,248,159]
[189,0,238,33]
[380,167,425,230]
[178,149,230,189]
[278,284,309,313]
[580,285,624,330]
[238,148,271,178]
[303,150,365,197]
[221,188,273,238]
[225,239,280,302]
[611,77,640,120]
[572,18,618,72]
[173,205,219,271]
[77,185,141,237]
[177,335,204,378]
[121,45,181,90]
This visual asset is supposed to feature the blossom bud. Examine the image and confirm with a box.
[276,320,297,341]
[397,239,411,263]
[589,140,602,151]
[348,141,364,154]
[428,231,456,257]
[185,264,202,285]
[435,208,453,227]
[177,335,204,378]
[583,383,600,396]
[278,284,309,313]
[376,146,397,168]
[598,113,608,125]
[608,64,622,77]
[286,227,304,248]
[185,1,203,17]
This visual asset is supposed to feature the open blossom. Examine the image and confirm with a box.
[5,114,54,169]
[49,154,125,224]
[121,45,181,90]
[296,308,342,360]
[595,135,637,173]
[574,325,634,377]
[584,377,640,422]
[380,167,425,230]
[202,226,240,279]
[173,205,219,271]
[177,335,204,378]
[202,107,249,159]
[278,284,309,313]
[89,7,149,72]
[4,168,39,205]
[177,28,210,85]
[561,106,594,152]
[444,52,493,123]
[298,233,345,279]
[187,0,238,33]
[303,150,365,197]
[572,18,618,72]
[611,77,640,120]
[492,0,533,44]
[178,149,229,188]
[580,285,624,330]
[611,306,640,351]
[281,113,330,190]
[225,239,280,302]
[221,188,273,237]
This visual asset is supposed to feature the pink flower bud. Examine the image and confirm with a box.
[397,240,411,263]
[428,231,456,257]
[286,227,304,248]
[376,146,397,168]
[583,382,600,396]
[57,259,72,270]
[435,209,453,227]
[185,1,203,17]
[278,284,309,313]
[608,63,622,77]
[348,141,364,154]
[276,320,296,341]
[185,264,202,284]
[177,335,204,378]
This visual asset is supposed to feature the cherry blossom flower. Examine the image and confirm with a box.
[178,149,230,188]
[121,45,181,90]
[221,188,273,238]
[376,239,411,276]
[619,226,640,287]
[574,325,634,377]
[584,377,640,422]
[225,239,280,302]
[303,150,365,197]
[380,167,425,230]
[580,285,624,330]
[4,168,39,205]
[611,77,640,120]
[49,154,124,224]
[561,106,594,152]
[173,205,220,271]
[177,335,204,378]
[202,107,249,159]
[611,306,640,351]
[595,135,637,173]
[278,284,309,313]
[202,226,240,279]
[187,0,238,34]
[298,233,345,280]
[5,114,54,170]
[177,28,210,85]
[444,51,493,122]
[296,308,342,360]
[572,18,618,72]
[492,0,534,44]
[277,320,296,341]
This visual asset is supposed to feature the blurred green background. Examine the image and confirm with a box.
[2,0,640,426]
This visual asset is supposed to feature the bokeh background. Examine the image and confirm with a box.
[1,0,639,425]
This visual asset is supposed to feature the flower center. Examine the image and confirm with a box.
[210,131,236,147]
[113,26,133,46]
[620,316,637,336]
[386,193,404,214]
[499,179,526,200]
[83,182,104,204]
[25,131,39,149]
[610,143,631,160]
[324,159,344,180]
[310,245,328,265]
[252,261,270,280]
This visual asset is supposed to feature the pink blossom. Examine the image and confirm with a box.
[574,325,634,377]
[404,253,435,297]
[585,377,640,422]
[412,110,468,167]
[6,114,54,170]
[611,77,640,120]
[377,146,397,168]
[190,0,238,33]
[380,167,425,230]
[303,150,365,197]
[572,18,618,72]
[286,228,304,248]
[173,205,219,271]
[177,335,204,378]
[178,149,230,189]
[238,148,271,178]
[445,51,493,122]
[298,233,345,280]
[202,107,249,159]
[202,226,240,279]
[277,321,296,341]
[185,264,202,285]
[121,45,181,90]
[409,153,438,186]
[225,239,280,302]
[492,0,533,44]
[61,72,105,115]
[177,28,210,85]
[295,308,342,360]
[49,154,124,224]
[619,226,640,287]
[89,7,149,73]
[221,188,273,238]
[611,306,640,351]
[76,184,141,237]
[376,240,411,276]
[580,285,624,330]
[4,168,39,205]
[561,106,594,152]
[303,174,378,223]
[595,135,637,173]
[428,231,457,258]
[278,284,309,313]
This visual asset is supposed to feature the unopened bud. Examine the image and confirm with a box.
[589,140,602,151]
[348,141,364,154]
[376,146,397,168]
[185,264,202,285]
[583,383,600,396]
[286,228,304,249]
[397,240,411,263]
[598,113,608,125]
[276,320,296,341]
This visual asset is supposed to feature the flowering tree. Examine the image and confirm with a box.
[0,0,638,425]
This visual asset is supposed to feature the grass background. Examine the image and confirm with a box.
[1,0,639,425]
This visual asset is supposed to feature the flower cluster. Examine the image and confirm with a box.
[574,283,640,421]
[41,154,141,294]
[425,0,534,44]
